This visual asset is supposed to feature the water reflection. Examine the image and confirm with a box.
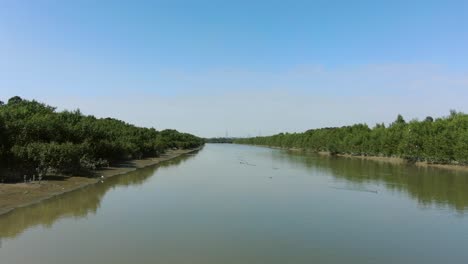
[272,150,468,212]
[0,153,197,240]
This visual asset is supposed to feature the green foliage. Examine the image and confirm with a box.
[204,137,235,143]
[0,97,204,182]
[235,112,468,165]
[7,96,23,105]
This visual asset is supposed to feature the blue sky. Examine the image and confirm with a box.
[1,0,468,137]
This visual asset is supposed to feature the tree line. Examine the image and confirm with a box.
[0,97,204,182]
[204,137,235,143]
[235,111,468,165]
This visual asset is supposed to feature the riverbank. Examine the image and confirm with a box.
[246,144,468,173]
[0,148,201,216]
[333,153,468,172]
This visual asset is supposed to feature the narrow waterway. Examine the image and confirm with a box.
[1,144,467,263]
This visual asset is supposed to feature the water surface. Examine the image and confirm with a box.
[1,144,468,263]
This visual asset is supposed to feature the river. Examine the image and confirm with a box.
[1,144,467,263]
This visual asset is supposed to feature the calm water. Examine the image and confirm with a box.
[1,144,468,263]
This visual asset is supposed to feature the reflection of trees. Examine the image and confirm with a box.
[271,150,468,212]
[0,152,197,239]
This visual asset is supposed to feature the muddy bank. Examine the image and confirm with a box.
[246,144,468,173]
[0,148,201,216]
[332,153,468,172]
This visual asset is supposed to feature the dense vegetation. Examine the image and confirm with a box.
[0,97,204,182]
[235,111,468,165]
[204,137,235,143]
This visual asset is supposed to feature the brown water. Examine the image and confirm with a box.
[1,144,468,263]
